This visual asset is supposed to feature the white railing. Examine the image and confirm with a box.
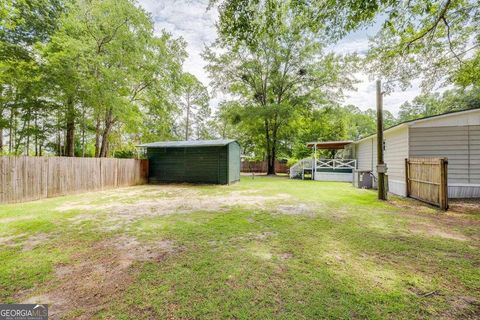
[290,158,357,179]
[289,158,314,179]
[316,159,357,170]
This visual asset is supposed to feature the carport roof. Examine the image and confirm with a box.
[137,139,237,148]
[306,140,353,150]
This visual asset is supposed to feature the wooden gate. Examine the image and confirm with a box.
[405,158,448,210]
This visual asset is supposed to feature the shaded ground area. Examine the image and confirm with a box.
[1,177,479,319]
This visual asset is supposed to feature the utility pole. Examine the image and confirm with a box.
[376,80,387,200]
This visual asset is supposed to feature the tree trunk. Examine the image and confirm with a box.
[267,143,276,175]
[99,108,113,158]
[264,119,276,175]
[65,96,75,157]
[25,115,31,156]
[81,106,86,157]
[99,126,111,157]
[34,112,38,156]
[0,106,3,153]
[185,98,190,140]
[8,107,14,153]
[57,128,61,156]
[95,118,101,157]
[56,110,62,156]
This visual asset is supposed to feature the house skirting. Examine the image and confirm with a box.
[448,184,480,198]
[314,172,353,182]
[387,180,480,198]
[387,179,407,197]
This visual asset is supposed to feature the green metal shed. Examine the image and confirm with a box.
[138,139,241,184]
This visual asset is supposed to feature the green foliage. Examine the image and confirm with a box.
[2,0,478,162]
[454,50,480,87]
[213,0,479,91]
[209,0,479,167]
[367,0,479,91]
[205,0,357,173]
[0,0,191,156]
[112,148,137,159]
[176,73,211,140]
[398,87,480,122]
[211,0,396,43]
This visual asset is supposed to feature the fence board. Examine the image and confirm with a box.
[241,160,289,173]
[0,156,148,204]
[405,157,448,210]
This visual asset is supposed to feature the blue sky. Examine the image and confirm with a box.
[138,0,425,115]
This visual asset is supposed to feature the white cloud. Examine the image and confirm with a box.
[343,73,423,114]
[138,1,426,115]
[138,0,217,87]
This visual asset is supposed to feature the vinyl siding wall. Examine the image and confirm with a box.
[409,125,480,197]
[384,127,409,195]
[355,127,408,196]
[353,109,480,198]
[355,137,376,172]
[470,126,480,184]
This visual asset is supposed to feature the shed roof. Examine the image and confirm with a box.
[137,139,237,148]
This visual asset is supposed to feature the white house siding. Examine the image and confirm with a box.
[409,125,480,198]
[384,126,409,196]
[355,137,374,171]
[470,125,480,185]
[354,127,408,196]
[410,109,480,128]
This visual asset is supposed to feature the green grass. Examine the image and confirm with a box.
[0,177,479,319]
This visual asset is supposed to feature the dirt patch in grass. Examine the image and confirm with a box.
[253,231,277,240]
[408,222,469,241]
[441,295,480,320]
[275,203,316,216]
[389,197,480,242]
[0,233,27,246]
[388,197,439,214]
[20,235,177,319]
[279,252,293,260]
[22,233,50,251]
[0,233,50,250]
[449,199,480,215]
[58,188,290,231]
[390,197,480,221]
[0,215,37,224]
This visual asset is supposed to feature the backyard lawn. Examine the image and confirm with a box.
[0,176,479,319]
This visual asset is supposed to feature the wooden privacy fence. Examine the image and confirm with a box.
[405,157,448,210]
[0,156,148,204]
[241,160,289,173]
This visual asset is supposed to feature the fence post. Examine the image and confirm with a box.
[405,158,410,197]
[439,158,448,210]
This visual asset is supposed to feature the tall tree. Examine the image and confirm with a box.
[177,73,210,140]
[205,0,355,174]
[1,0,186,157]
[212,0,479,90]
[0,0,66,154]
